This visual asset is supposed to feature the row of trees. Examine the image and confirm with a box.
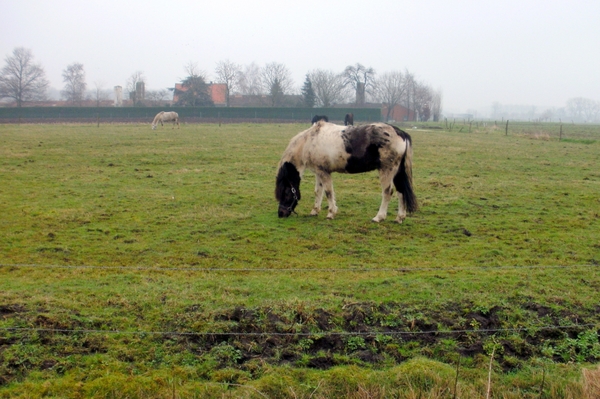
[490,98,600,123]
[213,60,443,121]
[564,97,600,122]
[0,47,444,121]
[0,47,441,121]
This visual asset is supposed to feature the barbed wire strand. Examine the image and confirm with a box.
[0,324,597,337]
[1,262,599,273]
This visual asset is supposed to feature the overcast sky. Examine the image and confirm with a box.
[2,0,599,114]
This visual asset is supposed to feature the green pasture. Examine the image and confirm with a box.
[1,122,599,398]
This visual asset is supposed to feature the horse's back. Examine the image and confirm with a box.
[303,122,353,172]
[314,122,409,173]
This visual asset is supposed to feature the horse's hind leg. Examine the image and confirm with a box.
[310,175,324,216]
[372,169,395,223]
[395,191,407,223]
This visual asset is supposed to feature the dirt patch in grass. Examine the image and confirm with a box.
[149,300,600,372]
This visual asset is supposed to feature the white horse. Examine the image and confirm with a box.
[275,121,417,223]
[151,111,180,130]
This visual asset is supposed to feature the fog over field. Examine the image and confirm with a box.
[2,0,600,117]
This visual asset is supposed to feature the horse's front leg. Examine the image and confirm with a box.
[373,170,394,223]
[311,175,324,216]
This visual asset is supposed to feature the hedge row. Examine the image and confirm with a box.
[0,107,381,123]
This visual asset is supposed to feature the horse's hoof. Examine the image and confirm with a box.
[310,209,320,216]
[372,214,386,223]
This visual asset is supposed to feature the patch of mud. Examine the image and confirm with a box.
[191,300,600,371]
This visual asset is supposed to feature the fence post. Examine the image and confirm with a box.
[453,355,461,399]
[559,124,563,141]
[505,120,509,136]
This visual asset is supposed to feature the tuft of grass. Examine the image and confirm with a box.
[561,138,596,144]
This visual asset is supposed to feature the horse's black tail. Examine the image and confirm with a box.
[393,132,418,213]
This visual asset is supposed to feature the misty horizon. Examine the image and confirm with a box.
[2,0,599,119]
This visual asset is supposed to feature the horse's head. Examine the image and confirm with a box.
[275,162,301,218]
[151,124,156,130]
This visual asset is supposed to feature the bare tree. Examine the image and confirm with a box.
[91,81,110,107]
[343,63,375,105]
[261,62,294,106]
[584,100,600,122]
[413,82,434,121]
[566,97,589,121]
[308,69,349,107]
[215,59,240,107]
[183,61,207,81]
[491,101,502,119]
[146,89,169,106]
[571,97,600,122]
[403,69,416,121]
[0,47,49,107]
[126,71,145,105]
[373,71,406,122]
[431,88,443,122]
[236,62,263,96]
[61,62,87,106]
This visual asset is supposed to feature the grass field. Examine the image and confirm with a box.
[1,122,599,398]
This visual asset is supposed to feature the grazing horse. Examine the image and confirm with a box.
[311,115,329,124]
[344,113,354,126]
[151,111,180,130]
[275,121,417,223]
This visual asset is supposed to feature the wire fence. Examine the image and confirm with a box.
[1,324,597,338]
[1,262,599,273]
[2,262,599,340]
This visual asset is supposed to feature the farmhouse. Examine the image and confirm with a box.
[171,82,228,107]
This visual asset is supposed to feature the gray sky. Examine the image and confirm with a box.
[2,0,599,114]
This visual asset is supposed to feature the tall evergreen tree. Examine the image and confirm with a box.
[301,75,315,108]
[175,74,213,107]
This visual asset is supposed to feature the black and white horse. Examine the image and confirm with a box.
[344,113,354,126]
[311,115,328,124]
[275,121,417,223]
